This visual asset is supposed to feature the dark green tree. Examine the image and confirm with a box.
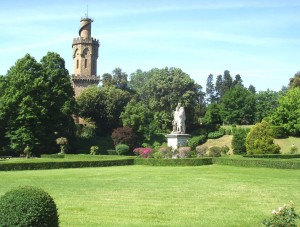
[219,85,255,125]
[202,103,222,125]
[231,128,249,154]
[206,74,215,103]
[215,74,223,101]
[233,74,243,87]
[125,67,202,133]
[255,90,279,123]
[102,73,114,87]
[248,84,256,94]
[271,87,300,136]
[222,70,233,95]
[77,86,132,135]
[289,71,300,89]
[0,53,76,155]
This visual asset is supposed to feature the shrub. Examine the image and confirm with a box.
[195,145,208,157]
[188,135,207,150]
[135,157,213,166]
[207,131,223,139]
[111,126,137,149]
[221,145,230,155]
[115,144,130,155]
[206,146,221,157]
[133,148,153,158]
[246,121,280,155]
[289,145,298,154]
[262,201,299,226]
[90,146,99,155]
[225,128,231,135]
[0,186,59,227]
[178,146,191,158]
[270,126,287,139]
[231,128,249,154]
[76,124,96,138]
[157,146,173,159]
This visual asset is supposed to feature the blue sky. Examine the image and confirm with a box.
[1,0,299,91]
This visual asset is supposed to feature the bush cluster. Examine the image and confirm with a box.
[231,128,249,154]
[262,201,299,226]
[188,135,207,150]
[195,145,208,157]
[270,126,287,139]
[206,146,221,157]
[177,146,191,158]
[0,186,59,227]
[207,131,223,139]
[133,147,153,158]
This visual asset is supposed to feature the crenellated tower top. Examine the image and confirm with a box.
[71,16,100,98]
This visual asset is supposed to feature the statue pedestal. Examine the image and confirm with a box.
[166,133,191,150]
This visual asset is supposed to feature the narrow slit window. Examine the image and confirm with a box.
[85,59,87,68]
[76,59,79,69]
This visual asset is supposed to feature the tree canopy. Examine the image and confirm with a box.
[0,53,76,155]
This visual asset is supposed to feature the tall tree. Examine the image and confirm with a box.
[219,85,255,125]
[233,74,243,87]
[215,74,223,101]
[222,70,233,95]
[248,84,256,94]
[289,71,300,89]
[112,67,128,90]
[206,74,215,104]
[255,90,279,123]
[124,67,202,134]
[102,73,114,87]
[77,86,132,135]
[0,53,76,155]
[271,87,300,136]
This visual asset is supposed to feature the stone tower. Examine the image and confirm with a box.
[71,17,100,97]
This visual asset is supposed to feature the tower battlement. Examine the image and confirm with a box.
[72,37,99,46]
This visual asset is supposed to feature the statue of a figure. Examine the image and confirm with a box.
[172,103,186,134]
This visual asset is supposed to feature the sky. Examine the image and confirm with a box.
[0,0,300,91]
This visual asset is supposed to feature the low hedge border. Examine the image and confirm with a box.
[243,154,300,159]
[134,158,213,166]
[213,157,300,169]
[0,159,135,171]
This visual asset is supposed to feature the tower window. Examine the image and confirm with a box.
[76,59,79,69]
[85,59,87,68]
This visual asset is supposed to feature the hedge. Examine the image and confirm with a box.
[213,157,300,169]
[134,158,213,166]
[243,154,300,159]
[0,159,135,171]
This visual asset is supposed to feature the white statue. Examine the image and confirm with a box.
[172,103,186,134]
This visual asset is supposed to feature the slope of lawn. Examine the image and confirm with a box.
[0,165,299,226]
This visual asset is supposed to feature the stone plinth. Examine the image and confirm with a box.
[166,133,191,150]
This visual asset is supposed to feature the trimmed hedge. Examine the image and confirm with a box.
[0,159,135,171]
[213,157,300,169]
[243,154,300,159]
[134,158,213,166]
[41,154,65,159]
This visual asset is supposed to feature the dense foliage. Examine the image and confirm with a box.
[77,86,132,135]
[271,88,300,136]
[0,53,76,156]
[231,128,249,154]
[111,126,137,149]
[0,186,59,227]
[246,121,280,154]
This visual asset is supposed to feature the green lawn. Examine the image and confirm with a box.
[1,165,300,226]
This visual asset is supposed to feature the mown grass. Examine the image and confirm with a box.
[0,165,299,226]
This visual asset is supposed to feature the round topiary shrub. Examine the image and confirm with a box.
[0,186,59,227]
[115,144,130,155]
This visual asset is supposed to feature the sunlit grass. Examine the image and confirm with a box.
[1,165,299,226]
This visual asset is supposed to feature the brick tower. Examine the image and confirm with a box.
[71,17,100,97]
